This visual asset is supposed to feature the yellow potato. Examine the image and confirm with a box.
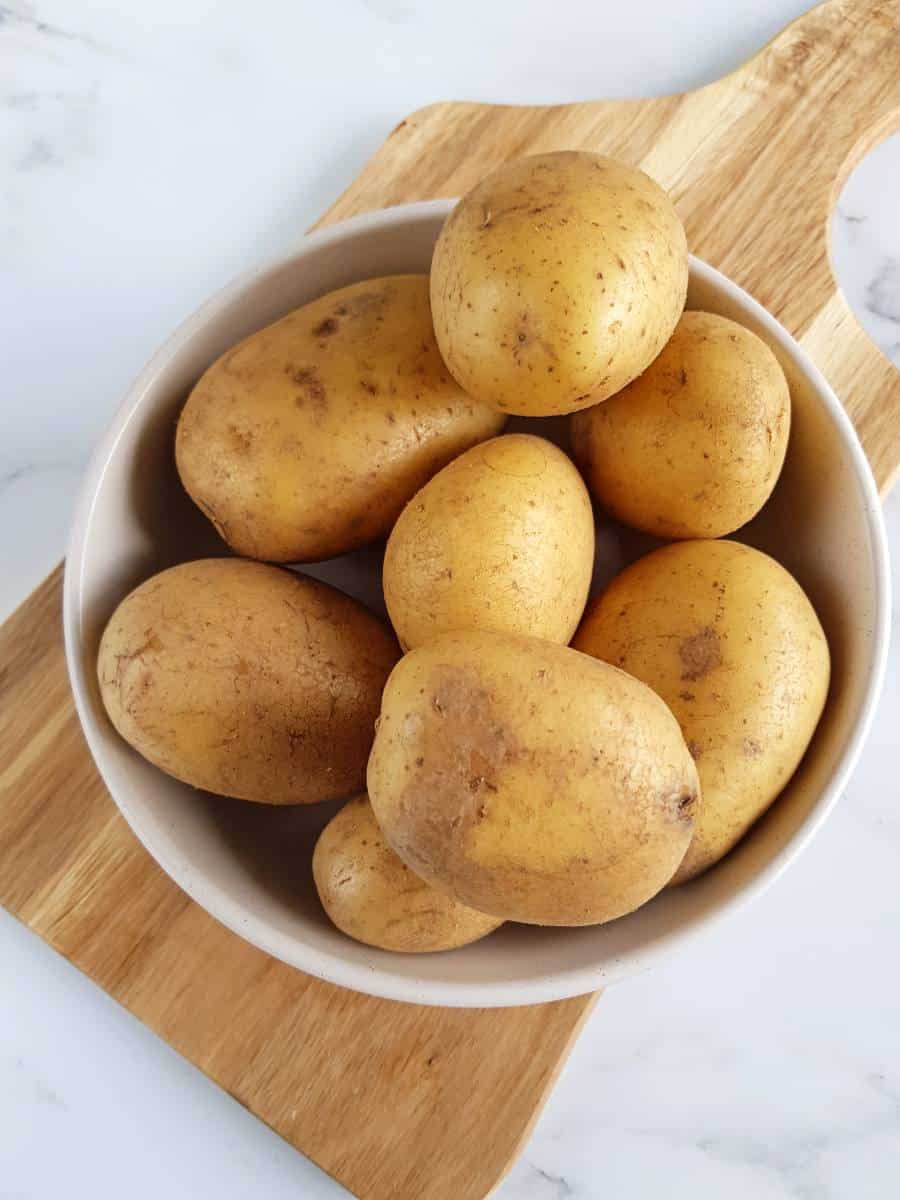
[97,558,399,804]
[313,795,502,952]
[573,540,830,881]
[571,311,791,538]
[430,151,688,416]
[367,631,699,925]
[176,276,505,562]
[383,434,595,650]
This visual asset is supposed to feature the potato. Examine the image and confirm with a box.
[97,558,399,804]
[367,631,699,925]
[383,434,595,650]
[571,311,791,538]
[176,275,505,562]
[573,540,830,882]
[313,795,502,952]
[430,151,688,417]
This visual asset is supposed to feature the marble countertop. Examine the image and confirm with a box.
[2,2,898,1196]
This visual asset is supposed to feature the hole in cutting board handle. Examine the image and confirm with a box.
[828,129,900,372]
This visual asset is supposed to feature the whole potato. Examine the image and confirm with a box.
[313,795,503,952]
[573,540,830,882]
[176,276,505,562]
[383,434,595,650]
[430,151,688,416]
[97,559,399,804]
[571,311,791,538]
[367,631,699,925]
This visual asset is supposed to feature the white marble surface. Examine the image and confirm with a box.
[2,2,899,1196]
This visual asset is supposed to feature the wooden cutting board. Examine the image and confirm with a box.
[1,3,898,1197]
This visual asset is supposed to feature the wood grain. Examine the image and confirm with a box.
[1,3,897,1197]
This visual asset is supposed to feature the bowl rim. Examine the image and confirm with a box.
[63,199,892,1007]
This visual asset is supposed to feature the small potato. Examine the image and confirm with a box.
[571,311,791,538]
[367,631,699,926]
[176,276,505,562]
[383,434,595,650]
[573,540,830,881]
[430,151,688,416]
[313,795,502,953]
[97,559,399,804]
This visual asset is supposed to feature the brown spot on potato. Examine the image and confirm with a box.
[313,317,339,338]
[390,669,519,870]
[675,790,697,816]
[743,737,763,758]
[291,367,327,411]
[679,627,722,681]
[228,425,252,454]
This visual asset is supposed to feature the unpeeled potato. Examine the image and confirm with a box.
[97,558,399,804]
[383,434,595,649]
[573,540,830,881]
[176,275,505,562]
[368,630,700,925]
[313,795,502,952]
[430,151,688,416]
[571,311,791,538]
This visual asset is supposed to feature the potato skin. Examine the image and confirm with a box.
[176,275,505,562]
[430,151,688,416]
[367,631,699,926]
[383,434,595,650]
[571,311,791,538]
[573,540,830,882]
[313,795,502,952]
[97,559,399,804]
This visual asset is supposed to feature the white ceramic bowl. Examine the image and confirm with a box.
[64,200,890,1007]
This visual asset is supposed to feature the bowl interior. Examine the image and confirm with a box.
[65,201,888,1006]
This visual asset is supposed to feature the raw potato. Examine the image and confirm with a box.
[573,540,830,882]
[97,559,399,804]
[383,434,595,650]
[176,275,505,562]
[430,151,688,416]
[367,631,700,925]
[571,311,791,538]
[313,795,503,952]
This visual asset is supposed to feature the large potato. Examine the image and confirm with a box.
[176,276,505,562]
[571,311,791,538]
[573,540,830,881]
[383,434,595,649]
[97,559,399,804]
[367,631,699,925]
[430,151,688,416]
[313,795,502,952]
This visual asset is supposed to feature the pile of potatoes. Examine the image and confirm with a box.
[98,151,830,954]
